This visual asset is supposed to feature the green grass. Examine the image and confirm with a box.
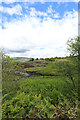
[19,76,76,103]
[25,62,62,76]
[2,75,78,119]
[25,59,78,77]
[2,57,79,119]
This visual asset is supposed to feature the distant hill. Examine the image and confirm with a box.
[14,57,31,60]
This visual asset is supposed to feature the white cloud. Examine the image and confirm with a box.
[0,20,1,24]
[0,0,79,3]
[30,7,48,17]
[53,13,60,18]
[0,6,3,11]
[0,0,20,3]
[0,4,22,15]
[29,7,60,19]
[47,5,55,14]
[0,9,78,58]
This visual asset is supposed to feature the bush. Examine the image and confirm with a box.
[30,58,34,61]
[40,58,44,60]
[36,58,39,60]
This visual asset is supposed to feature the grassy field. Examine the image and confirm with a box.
[2,56,79,119]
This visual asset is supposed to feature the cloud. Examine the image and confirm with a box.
[0,4,22,15]
[0,0,79,3]
[0,8,78,58]
[29,7,48,17]
[0,0,20,3]
[5,48,30,54]
[29,6,60,19]
[53,13,60,18]
[47,5,55,14]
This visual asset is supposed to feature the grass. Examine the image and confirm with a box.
[19,76,76,103]
[2,75,78,119]
[25,61,62,76]
[2,56,79,119]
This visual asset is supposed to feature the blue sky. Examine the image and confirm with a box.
[1,2,78,23]
[0,2,78,58]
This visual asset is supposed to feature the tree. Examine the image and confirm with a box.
[56,61,76,88]
[67,37,80,102]
[67,37,80,56]
[30,58,34,61]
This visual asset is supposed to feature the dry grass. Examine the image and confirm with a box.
[55,59,69,62]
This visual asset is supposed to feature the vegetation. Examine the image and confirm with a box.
[1,37,80,119]
[67,36,79,56]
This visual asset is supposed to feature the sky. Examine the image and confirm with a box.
[0,1,78,58]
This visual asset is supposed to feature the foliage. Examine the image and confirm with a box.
[2,52,22,99]
[2,91,78,119]
[45,57,55,61]
[40,58,44,60]
[2,75,78,119]
[67,37,79,56]
[54,61,78,88]
[67,36,80,105]
[36,58,39,60]
[2,50,79,119]
[30,58,34,61]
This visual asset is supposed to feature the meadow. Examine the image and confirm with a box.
[2,56,79,119]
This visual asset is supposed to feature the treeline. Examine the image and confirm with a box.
[30,56,77,61]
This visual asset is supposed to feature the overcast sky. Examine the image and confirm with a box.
[0,1,78,58]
